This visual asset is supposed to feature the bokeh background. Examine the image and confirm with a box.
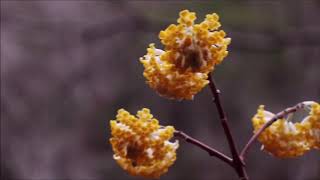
[1,1,319,180]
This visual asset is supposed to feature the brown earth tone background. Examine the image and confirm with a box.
[1,1,319,180]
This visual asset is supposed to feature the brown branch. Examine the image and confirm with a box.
[174,130,233,167]
[208,73,249,180]
[208,74,239,160]
[240,102,305,160]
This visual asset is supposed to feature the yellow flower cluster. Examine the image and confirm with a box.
[302,102,320,149]
[252,102,320,158]
[140,10,231,100]
[110,108,179,178]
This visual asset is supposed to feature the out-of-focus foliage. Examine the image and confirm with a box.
[1,1,319,180]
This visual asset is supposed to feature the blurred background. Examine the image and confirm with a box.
[1,1,319,180]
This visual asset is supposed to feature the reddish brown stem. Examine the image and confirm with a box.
[240,102,304,160]
[174,130,233,166]
[208,73,248,180]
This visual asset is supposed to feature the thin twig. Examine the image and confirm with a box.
[240,103,304,160]
[208,74,241,162]
[208,73,249,180]
[174,130,234,167]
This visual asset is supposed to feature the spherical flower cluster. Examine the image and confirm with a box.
[140,10,231,100]
[109,108,179,178]
[251,102,320,158]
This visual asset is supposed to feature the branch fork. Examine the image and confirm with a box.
[174,73,307,180]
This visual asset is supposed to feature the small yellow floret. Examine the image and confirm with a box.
[110,108,179,178]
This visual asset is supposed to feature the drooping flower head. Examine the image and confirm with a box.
[110,108,179,178]
[301,102,320,149]
[251,102,320,158]
[252,105,310,158]
[140,10,230,100]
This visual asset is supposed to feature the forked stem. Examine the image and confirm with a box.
[208,73,249,180]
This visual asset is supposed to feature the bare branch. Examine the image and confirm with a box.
[174,130,233,167]
[208,73,249,180]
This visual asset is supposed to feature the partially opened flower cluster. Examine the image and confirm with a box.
[140,10,231,100]
[110,108,179,178]
[252,101,320,158]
